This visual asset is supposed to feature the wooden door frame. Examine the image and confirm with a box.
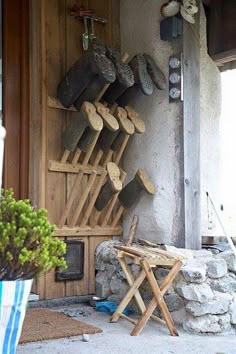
[2,0,29,199]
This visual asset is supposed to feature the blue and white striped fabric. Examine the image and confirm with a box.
[0,280,32,354]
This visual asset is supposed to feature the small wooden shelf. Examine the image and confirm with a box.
[48,96,77,112]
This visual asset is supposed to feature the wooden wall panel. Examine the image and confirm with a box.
[30,0,120,299]
[3,0,29,200]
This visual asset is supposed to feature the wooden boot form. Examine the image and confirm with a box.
[103,47,134,104]
[118,169,156,209]
[57,48,116,108]
[111,107,135,152]
[117,55,154,107]
[95,162,122,211]
[79,102,119,153]
[61,101,103,153]
[125,106,146,134]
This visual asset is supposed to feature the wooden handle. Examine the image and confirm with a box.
[125,215,139,246]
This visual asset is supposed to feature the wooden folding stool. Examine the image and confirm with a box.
[110,244,184,336]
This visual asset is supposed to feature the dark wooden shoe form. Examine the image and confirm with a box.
[118,169,156,209]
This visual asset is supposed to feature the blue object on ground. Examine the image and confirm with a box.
[95,301,131,315]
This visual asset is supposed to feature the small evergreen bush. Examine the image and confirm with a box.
[0,189,66,280]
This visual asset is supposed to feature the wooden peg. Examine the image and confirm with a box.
[125,215,139,246]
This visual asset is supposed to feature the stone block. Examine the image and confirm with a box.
[217,251,236,273]
[207,273,236,293]
[229,297,236,324]
[164,293,184,312]
[186,297,230,317]
[183,314,231,334]
[110,276,129,297]
[176,283,214,303]
[207,259,227,279]
[181,260,206,283]
[95,271,112,298]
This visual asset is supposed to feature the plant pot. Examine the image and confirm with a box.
[0,279,33,354]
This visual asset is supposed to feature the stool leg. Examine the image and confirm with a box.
[118,257,146,314]
[110,269,146,323]
[132,260,179,337]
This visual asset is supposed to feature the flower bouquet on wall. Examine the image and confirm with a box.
[0,189,66,354]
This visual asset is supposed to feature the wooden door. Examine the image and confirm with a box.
[2,0,29,199]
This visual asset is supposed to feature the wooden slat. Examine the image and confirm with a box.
[44,0,67,300]
[54,226,123,237]
[212,49,236,66]
[183,16,201,250]
[48,160,104,174]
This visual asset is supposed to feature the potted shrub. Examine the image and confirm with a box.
[0,189,66,354]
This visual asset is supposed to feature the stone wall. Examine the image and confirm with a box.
[95,241,236,334]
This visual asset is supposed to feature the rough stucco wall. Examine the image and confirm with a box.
[200,4,222,238]
[120,0,184,245]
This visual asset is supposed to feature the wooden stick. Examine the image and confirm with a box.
[71,148,82,166]
[125,215,139,246]
[119,314,137,326]
[58,132,100,228]
[102,149,113,168]
[81,170,107,227]
[111,206,124,227]
[101,171,127,227]
[69,170,98,227]
[61,149,70,163]
[110,269,146,323]
[114,135,130,165]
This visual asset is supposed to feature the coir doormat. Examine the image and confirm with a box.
[19,308,102,344]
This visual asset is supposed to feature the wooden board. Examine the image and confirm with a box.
[29,0,121,299]
[183,10,201,250]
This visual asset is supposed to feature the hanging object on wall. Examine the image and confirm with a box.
[160,0,198,33]
[68,4,108,51]
[160,0,180,17]
[168,53,183,102]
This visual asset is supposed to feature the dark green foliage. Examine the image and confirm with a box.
[0,189,66,280]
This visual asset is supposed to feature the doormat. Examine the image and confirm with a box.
[19,308,102,344]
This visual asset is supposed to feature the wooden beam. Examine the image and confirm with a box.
[47,96,77,112]
[212,49,236,66]
[183,17,201,249]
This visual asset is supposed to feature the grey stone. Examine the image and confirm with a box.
[163,246,213,260]
[95,271,112,298]
[131,264,141,278]
[183,314,231,334]
[229,297,236,324]
[181,260,206,283]
[108,294,123,304]
[82,334,90,342]
[105,264,116,277]
[164,293,184,312]
[186,298,230,317]
[217,251,236,273]
[207,259,228,279]
[176,283,214,303]
[171,308,187,325]
[110,276,129,297]
[207,273,236,293]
